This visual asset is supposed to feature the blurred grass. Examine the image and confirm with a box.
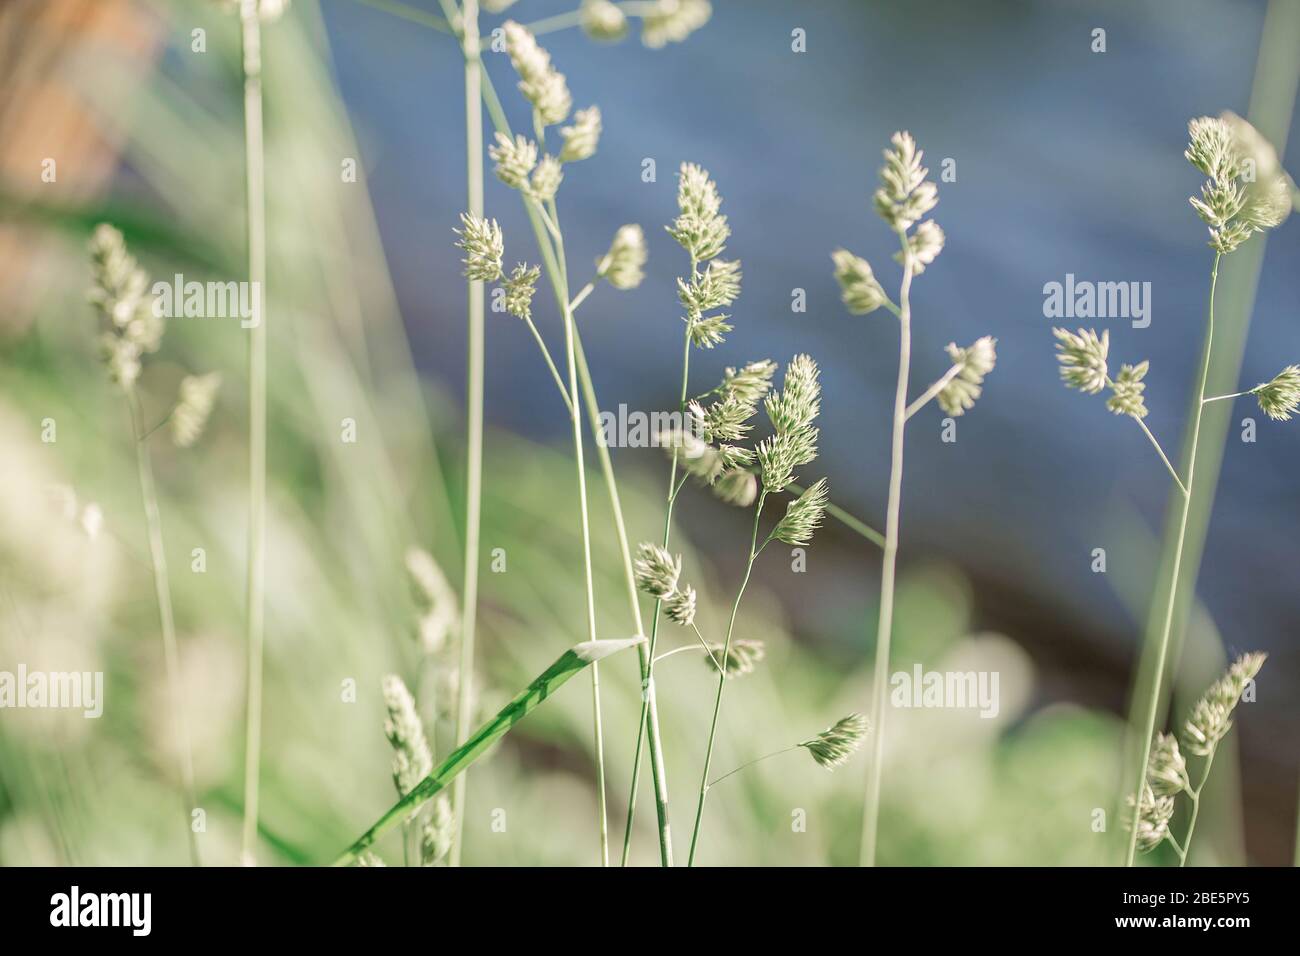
[0,0,1196,866]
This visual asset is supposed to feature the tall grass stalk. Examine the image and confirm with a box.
[833,134,997,866]
[128,390,201,867]
[238,0,268,866]
[858,229,914,868]
[1123,254,1218,866]
[1052,113,1296,865]
[477,54,669,865]
[1122,2,1300,861]
[620,294,692,866]
[687,491,766,865]
[439,0,487,871]
[543,187,611,863]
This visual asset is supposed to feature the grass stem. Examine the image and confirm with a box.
[128,390,200,867]
[859,229,916,867]
[688,491,767,866]
[238,3,267,867]
[1124,252,1221,867]
[622,322,692,865]
[447,0,485,868]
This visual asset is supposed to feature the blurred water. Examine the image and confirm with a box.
[322,0,1300,676]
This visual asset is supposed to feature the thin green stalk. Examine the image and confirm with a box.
[622,320,692,866]
[1178,749,1218,867]
[354,0,454,33]
[551,195,609,866]
[572,335,674,866]
[448,0,485,869]
[128,391,200,867]
[1125,252,1221,867]
[480,55,673,867]
[1123,0,1299,851]
[238,3,267,867]
[789,480,885,550]
[859,229,915,868]
[688,491,767,866]
[708,746,800,789]
[1133,417,1189,498]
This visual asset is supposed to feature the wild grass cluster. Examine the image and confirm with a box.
[3,0,1297,869]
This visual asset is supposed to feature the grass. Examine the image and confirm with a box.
[3,0,1295,871]
[1052,113,1298,865]
[832,133,998,866]
[237,0,270,868]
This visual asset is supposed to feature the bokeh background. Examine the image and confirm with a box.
[1,0,1297,865]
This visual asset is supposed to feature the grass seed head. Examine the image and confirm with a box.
[1146,732,1189,796]
[489,132,539,190]
[600,224,647,289]
[1187,115,1290,252]
[663,584,697,627]
[171,372,222,448]
[560,106,602,162]
[771,477,829,547]
[453,212,504,282]
[938,336,997,417]
[897,219,945,274]
[1253,365,1300,421]
[831,249,888,315]
[874,131,938,232]
[641,0,712,48]
[801,713,869,770]
[382,675,432,797]
[502,21,572,126]
[1106,361,1149,419]
[1128,782,1175,852]
[88,223,163,388]
[1181,652,1266,756]
[704,638,765,678]
[581,0,628,41]
[634,542,681,597]
[710,468,758,507]
[503,263,542,321]
[1053,327,1109,395]
[530,155,564,203]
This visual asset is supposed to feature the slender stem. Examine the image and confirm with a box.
[904,364,960,420]
[709,746,801,789]
[782,480,884,549]
[688,491,766,866]
[569,279,599,314]
[480,60,672,866]
[522,187,608,865]
[1165,830,1185,860]
[353,0,455,33]
[238,2,267,867]
[1178,747,1218,866]
[572,334,674,867]
[128,390,200,867]
[1125,251,1222,867]
[690,621,723,672]
[448,0,484,869]
[519,9,584,37]
[860,229,915,868]
[521,315,574,414]
[1201,390,1253,405]
[1134,417,1189,498]
[622,317,693,866]
[653,644,703,666]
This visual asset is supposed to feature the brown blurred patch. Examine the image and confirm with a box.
[0,0,162,336]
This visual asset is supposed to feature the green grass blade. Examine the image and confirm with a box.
[331,636,644,866]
